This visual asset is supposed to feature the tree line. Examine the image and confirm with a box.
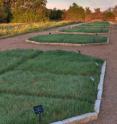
[0,0,116,23]
[0,0,48,22]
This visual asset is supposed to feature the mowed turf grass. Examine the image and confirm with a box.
[29,34,107,44]
[79,21,110,27]
[0,50,103,124]
[62,21,110,33]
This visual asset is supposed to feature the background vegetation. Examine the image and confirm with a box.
[0,21,71,38]
[0,0,117,23]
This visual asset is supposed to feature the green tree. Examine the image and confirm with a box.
[10,0,48,22]
[0,0,12,22]
[85,7,92,21]
[65,3,85,21]
[49,8,64,20]
[103,11,115,21]
[0,0,48,22]
[113,6,117,16]
[93,8,103,20]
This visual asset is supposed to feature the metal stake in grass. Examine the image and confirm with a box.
[101,28,103,33]
[93,37,95,43]
[33,105,44,123]
[77,50,81,54]
[95,62,99,66]
[95,33,98,36]
[90,76,95,82]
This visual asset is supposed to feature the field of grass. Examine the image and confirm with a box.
[29,34,107,44]
[0,21,71,38]
[0,50,103,124]
[62,21,110,33]
[62,27,109,33]
[80,21,110,27]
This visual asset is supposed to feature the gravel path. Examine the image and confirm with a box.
[0,24,117,124]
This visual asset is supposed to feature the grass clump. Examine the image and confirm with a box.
[29,34,107,44]
[62,21,110,33]
[63,26,109,33]
[0,50,103,124]
[0,94,93,124]
[80,21,110,27]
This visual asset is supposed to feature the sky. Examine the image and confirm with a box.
[47,0,117,11]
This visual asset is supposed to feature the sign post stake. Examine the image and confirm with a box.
[33,105,44,123]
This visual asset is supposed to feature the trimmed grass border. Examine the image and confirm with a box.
[26,38,109,47]
[57,31,109,35]
[51,61,106,124]
[26,34,109,47]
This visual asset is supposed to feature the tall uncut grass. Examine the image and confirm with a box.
[0,21,70,38]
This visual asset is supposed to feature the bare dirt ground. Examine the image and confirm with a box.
[0,24,117,124]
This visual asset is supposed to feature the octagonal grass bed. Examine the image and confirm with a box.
[28,34,107,45]
[61,21,110,33]
[0,50,104,124]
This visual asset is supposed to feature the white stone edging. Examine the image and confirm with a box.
[95,61,106,115]
[57,31,108,35]
[51,61,106,124]
[26,39,109,47]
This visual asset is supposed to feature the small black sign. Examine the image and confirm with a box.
[33,105,44,115]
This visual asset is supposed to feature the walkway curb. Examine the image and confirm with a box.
[56,31,108,35]
[26,39,109,47]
